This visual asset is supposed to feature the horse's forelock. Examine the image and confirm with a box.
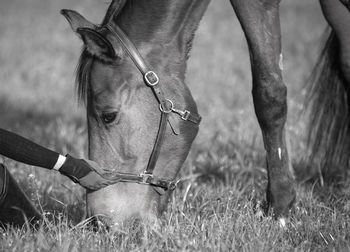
[76,49,93,106]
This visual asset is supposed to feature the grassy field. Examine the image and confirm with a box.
[1,0,350,251]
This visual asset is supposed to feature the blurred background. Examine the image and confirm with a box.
[0,0,326,218]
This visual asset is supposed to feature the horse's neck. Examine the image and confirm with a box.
[114,0,210,53]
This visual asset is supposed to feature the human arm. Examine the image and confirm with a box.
[0,128,114,190]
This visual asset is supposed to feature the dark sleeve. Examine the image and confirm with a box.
[0,128,59,169]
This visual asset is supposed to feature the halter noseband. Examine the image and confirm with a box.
[101,24,201,191]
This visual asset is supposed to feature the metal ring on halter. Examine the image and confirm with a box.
[159,99,174,114]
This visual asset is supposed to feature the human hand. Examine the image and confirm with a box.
[59,155,119,190]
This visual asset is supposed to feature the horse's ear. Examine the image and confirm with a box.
[60,9,96,32]
[76,28,117,61]
[61,9,117,62]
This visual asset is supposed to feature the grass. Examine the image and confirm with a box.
[1,0,350,251]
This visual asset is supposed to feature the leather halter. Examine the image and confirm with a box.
[101,24,201,191]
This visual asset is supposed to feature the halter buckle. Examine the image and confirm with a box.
[171,107,191,121]
[168,181,177,191]
[144,71,159,86]
[181,110,190,120]
[139,171,153,184]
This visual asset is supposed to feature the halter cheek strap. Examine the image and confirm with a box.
[102,24,201,191]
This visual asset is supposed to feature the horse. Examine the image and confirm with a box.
[60,0,294,227]
[60,0,349,228]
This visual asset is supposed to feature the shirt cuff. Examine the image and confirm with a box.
[52,154,67,171]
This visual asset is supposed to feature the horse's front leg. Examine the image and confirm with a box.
[230,0,295,217]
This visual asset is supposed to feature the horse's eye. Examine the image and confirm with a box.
[101,112,118,124]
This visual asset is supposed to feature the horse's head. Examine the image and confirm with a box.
[62,0,208,227]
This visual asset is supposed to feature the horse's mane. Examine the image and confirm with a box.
[101,0,129,26]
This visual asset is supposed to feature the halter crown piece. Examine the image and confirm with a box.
[100,23,201,191]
